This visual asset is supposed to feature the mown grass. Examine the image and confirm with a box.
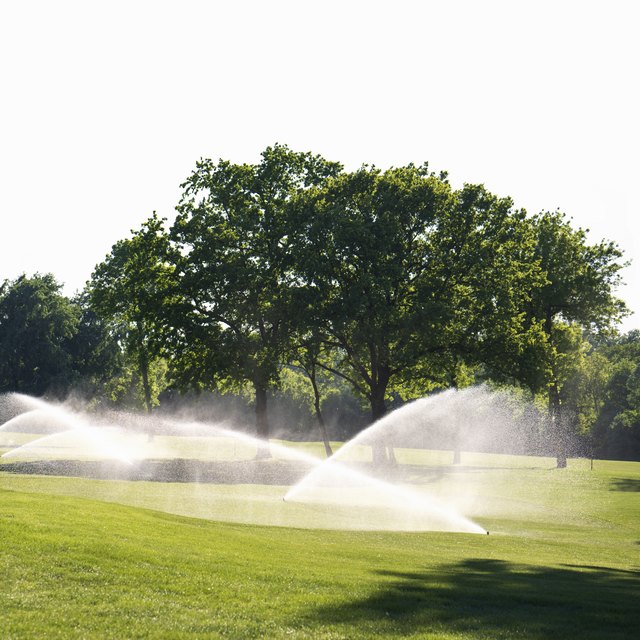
[1,452,639,639]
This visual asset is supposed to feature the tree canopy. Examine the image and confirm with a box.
[526,211,628,465]
[1,145,635,460]
[89,213,174,412]
[168,144,342,439]
[0,274,80,396]
[291,167,544,427]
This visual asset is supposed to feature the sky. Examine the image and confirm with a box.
[1,0,638,330]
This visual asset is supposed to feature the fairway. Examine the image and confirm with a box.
[1,444,639,639]
[2,2,639,638]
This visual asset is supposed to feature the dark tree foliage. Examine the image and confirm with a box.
[591,331,640,460]
[291,166,541,432]
[63,145,631,461]
[290,164,452,425]
[89,213,174,412]
[530,212,627,331]
[66,292,124,399]
[526,212,628,466]
[0,274,80,396]
[168,144,342,439]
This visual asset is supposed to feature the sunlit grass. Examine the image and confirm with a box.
[1,442,639,638]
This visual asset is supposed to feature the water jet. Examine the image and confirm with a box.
[1,389,533,534]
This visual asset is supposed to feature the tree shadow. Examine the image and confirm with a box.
[0,457,554,488]
[0,458,313,485]
[306,558,640,639]
[609,477,640,492]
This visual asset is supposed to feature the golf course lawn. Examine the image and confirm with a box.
[1,452,639,639]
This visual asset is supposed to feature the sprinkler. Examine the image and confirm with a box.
[486,530,490,535]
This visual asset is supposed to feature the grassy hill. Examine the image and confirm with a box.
[1,452,639,639]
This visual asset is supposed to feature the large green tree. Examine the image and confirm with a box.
[89,213,173,412]
[66,291,124,402]
[291,166,540,461]
[526,211,627,466]
[0,273,80,396]
[169,144,341,442]
[590,331,640,460]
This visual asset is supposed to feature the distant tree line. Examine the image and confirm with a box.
[1,145,637,462]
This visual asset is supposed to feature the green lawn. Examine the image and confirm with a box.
[1,445,639,638]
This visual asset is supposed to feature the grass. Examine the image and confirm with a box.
[1,444,639,638]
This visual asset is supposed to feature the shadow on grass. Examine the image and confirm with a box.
[610,477,640,492]
[0,458,544,487]
[307,559,640,639]
[0,458,313,485]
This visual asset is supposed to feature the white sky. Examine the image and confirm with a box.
[1,0,638,330]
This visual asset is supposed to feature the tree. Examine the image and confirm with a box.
[291,166,540,461]
[289,331,335,456]
[88,213,173,412]
[591,331,640,460]
[560,336,611,439]
[526,211,628,466]
[0,273,80,396]
[66,291,125,402]
[102,356,169,411]
[292,165,447,428]
[169,144,341,444]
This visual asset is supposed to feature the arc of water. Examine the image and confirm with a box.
[1,426,136,465]
[0,395,136,464]
[160,417,326,465]
[284,454,485,534]
[284,389,488,534]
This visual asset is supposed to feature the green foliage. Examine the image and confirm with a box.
[562,347,612,434]
[65,292,124,401]
[530,211,627,330]
[477,211,630,464]
[589,332,640,459]
[4,146,630,453]
[0,274,80,396]
[102,357,169,411]
[168,144,342,435]
[292,167,544,421]
[0,274,124,402]
[89,213,174,411]
[278,366,315,415]
[527,211,627,397]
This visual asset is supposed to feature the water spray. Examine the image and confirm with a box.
[1,389,509,534]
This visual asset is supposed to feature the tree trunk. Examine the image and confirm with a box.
[310,375,333,457]
[549,381,567,468]
[370,379,395,465]
[254,383,271,459]
[544,310,566,469]
[316,411,333,458]
[139,350,154,441]
[139,351,153,414]
[449,373,460,465]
